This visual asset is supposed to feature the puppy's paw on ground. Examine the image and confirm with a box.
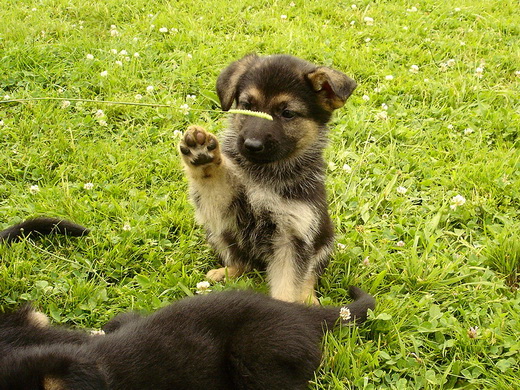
[206,266,243,282]
[179,126,221,167]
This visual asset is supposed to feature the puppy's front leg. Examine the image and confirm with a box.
[179,126,245,282]
[179,125,223,180]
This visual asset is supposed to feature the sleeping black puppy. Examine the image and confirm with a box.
[0,288,375,390]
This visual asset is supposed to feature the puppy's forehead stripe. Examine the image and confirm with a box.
[240,89,308,112]
[241,87,263,102]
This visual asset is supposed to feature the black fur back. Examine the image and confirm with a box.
[0,288,375,390]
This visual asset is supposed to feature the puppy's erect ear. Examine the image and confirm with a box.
[306,67,357,110]
[216,54,259,111]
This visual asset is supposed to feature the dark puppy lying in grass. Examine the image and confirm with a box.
[0,288,375,390]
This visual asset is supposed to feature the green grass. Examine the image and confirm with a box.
[1,0,519,388]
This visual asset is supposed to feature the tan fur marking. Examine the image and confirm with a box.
[292,121,320,155]
[28,310,50,327]
[241,87,263,104]
[43,377,66,390]
[299,274,319,305]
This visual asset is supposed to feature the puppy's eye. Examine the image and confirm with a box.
[240,101,252,110]
[281,110,296,119]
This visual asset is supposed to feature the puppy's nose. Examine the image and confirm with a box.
[244,138,264,153]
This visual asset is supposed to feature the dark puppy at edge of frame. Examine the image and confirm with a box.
[179,54,357,304]
[0,288,375,390]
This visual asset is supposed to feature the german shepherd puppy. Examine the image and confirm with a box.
[0,288,375,390]
[179,54,357,303]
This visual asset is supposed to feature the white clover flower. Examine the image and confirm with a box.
[363,16,374,25]
[146,85,154,93]
[98,120,108,127]
[61,100,71,108]
[122,223,132,231]
[0,120,4,126]
[454,7,461,12]
[170,28,179,33]
[173,130,183,138]
[362,94,370,101]
[83,182,94,190]
[86,53,94,60]
[385,75,394,80]
[124,56,130,62]
[450,194,466,210]
[409,64,419,73]
[350,20,356,26]
[290,2,296,6]
[135,94,143,100]
[186,94,196,100]
[396,186,407,194]
[365,37,371,43]
[280,14,288,20]
[381,103,388,110]
[362,256,370,266]
[110,49,118,55]
[187,54,193,59]
[376,111,388,120]
[4,95,11,100]
[110,28,119,37]
[196,281,212,294]
[439,62,448,72]
[115,60,123,66]
[464,127,474,135]
[403,26,409,30]
[447,124,454,130]
[100,70,108,77]
[180,103,190,114]
[94,109,105,118]
[396,240,405,247]
[475,67,484,78]
[133,52,140,58]
[196,281,211,290]
[342,164,352,174]
[159,27,168,33]
[514,70,520,77]
[30,185,40,194]
[447,59,456,67]
[339,307,352,321]
[406,6,418,12]
[119,50,128,56]
[337,243,347,250]
[468,326,478,339]
[351,4,357,9]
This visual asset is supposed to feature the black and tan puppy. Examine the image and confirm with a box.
[0,287,375,390]
[179,54,357,303]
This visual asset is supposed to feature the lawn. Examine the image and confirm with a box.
[0,0,519,388]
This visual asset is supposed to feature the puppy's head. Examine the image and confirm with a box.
[217,54,356,164]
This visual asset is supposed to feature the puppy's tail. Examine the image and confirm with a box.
[314,286,376,328]
[0,217,90,243]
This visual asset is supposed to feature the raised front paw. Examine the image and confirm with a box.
[179,125,221,167]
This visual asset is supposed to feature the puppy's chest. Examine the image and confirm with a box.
[228,186,318,240]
